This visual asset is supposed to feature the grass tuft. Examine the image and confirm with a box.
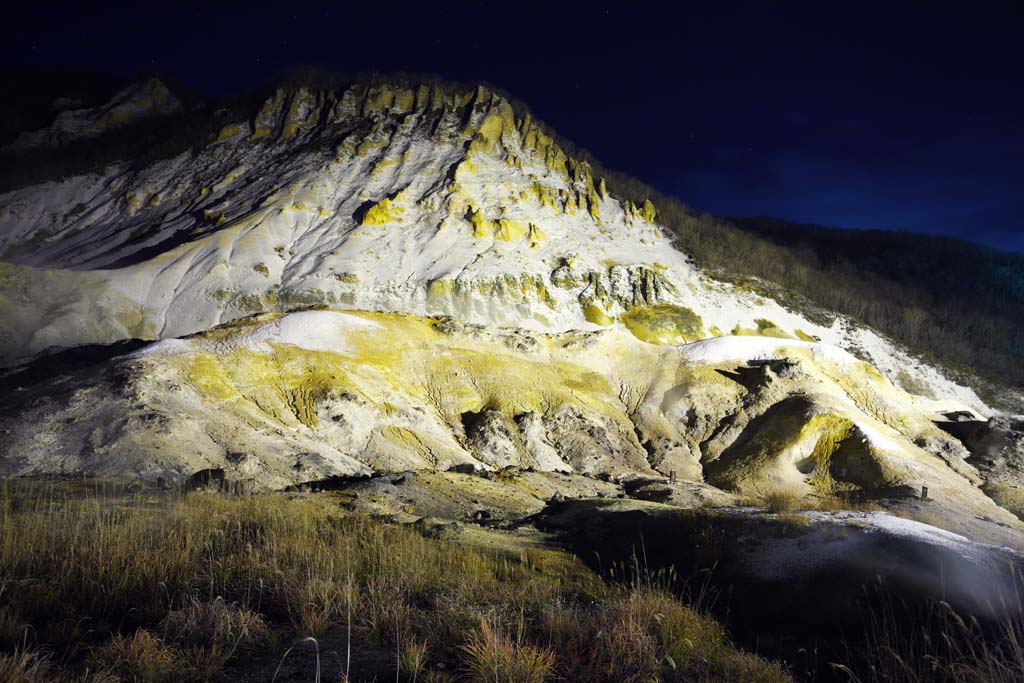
[461,618,554,683]
[832,583,1024,683]
[0,649,53,683]
[760,488,804,513]
[0,480,788,682]
[89,629,179,683]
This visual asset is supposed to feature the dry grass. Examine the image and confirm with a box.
[761,489,803,513]
[398,639,429,681]
[461,618,554,683]
[0,649,56,683]
[160,597,266,651]
[0,480,788,683]
[749,488,883,515]
[89,630,179,683]
[536,588,791,683]
[832,582,1024,683]
[1,480,1019,682]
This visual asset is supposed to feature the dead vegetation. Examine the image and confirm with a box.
[746,488,882,515]
[0,478,1021,682]
[0,480,789,683]
[833,578,1024,683]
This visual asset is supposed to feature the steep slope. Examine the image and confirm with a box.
[730,216,1024,395]
[1,76,1021,530]
[0,79,988,412]
[1,308,1011,524]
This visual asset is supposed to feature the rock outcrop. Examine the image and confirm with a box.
[0,77,1020,533]
[5,78,183,151]
[0,80,986,415]
[939,414,1024,518]
[0,309,1013,529]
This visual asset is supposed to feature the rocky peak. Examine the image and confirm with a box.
[0,74,992,423]
[5,77,183,152]
[0,73,1021,558]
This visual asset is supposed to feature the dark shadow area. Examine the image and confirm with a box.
[0,339,149,394]
[535,499,1024,682]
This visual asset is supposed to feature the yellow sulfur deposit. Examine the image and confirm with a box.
[583,302,614,326]
[527,223,546,249]
[495,218,530,242]
[216,124,243,141]
[798,414,856,493]
[732,319,793,339]
[621,304,705,345]
[467,207,496,238]
[640,199,657,222]
[362,197,405,226]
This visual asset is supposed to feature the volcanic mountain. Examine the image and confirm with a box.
[1,73,1022,537]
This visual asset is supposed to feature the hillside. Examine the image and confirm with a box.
[540,158,1024,408]
[2,69,1021,407]
[0,71,1020,494]
[731,217,1024,395]
[1,70,1024,683]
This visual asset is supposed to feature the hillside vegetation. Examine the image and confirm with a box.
[3,483,1023,683]
[0,481,788,683]
[541,136,1024,403]
[737,218,1024,386]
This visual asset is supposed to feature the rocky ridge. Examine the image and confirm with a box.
[4,77,183,152]
[0,80,985,410]
[0,77,1021,532]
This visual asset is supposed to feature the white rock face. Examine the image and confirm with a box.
[0,81,986,414]
[2,79,1020,534]
[0,310,1009,524]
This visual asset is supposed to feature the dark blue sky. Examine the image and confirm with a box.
[5,0,1023,251]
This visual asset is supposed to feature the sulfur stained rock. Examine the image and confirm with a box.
[0,309,1018,532]
[0,76,1015,536]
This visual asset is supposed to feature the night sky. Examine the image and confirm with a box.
[5,0,1023,251]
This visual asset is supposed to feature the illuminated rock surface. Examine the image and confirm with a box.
[0,78,1021,542]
